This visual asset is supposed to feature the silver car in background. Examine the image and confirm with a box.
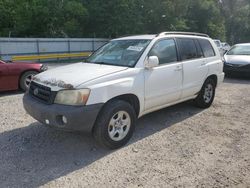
[214,39,226,56]
[223,43,250,76]
[221,42,231,52]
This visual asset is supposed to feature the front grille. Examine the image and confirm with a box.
[29,82,56,104]
[224,64,250,72]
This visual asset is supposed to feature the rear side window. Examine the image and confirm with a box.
[176,38,198,61]
[198,39,215,57]
[194,39,204,58]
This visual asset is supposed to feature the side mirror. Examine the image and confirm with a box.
[145,56,159,68]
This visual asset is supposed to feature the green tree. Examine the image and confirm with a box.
[0,0,250,43]
[2,0,88,37]
[185,0,225,40]
[0,0,16,36]
[220,0,250,44]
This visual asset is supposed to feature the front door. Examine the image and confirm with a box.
[144,38,183,111]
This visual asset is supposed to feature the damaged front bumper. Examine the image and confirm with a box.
[23,93,103,132]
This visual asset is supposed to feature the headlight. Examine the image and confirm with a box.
[221,56,226,63]
[54,89,90,106]
[40,65,48,72]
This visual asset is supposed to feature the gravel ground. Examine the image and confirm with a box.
[0,77,250,188]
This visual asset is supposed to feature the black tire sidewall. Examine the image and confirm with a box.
[93,100,136,149]
[196,78,216,108]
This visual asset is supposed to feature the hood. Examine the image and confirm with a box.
[33,62,128,89]
[224,55,250,65]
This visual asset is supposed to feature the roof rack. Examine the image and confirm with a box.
[156,32,209,38]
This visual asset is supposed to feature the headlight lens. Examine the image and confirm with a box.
[221,56,226,63]
[40,65,48,72]
[54,89,90,106]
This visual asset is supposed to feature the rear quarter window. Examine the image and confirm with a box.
[198,39,215,57]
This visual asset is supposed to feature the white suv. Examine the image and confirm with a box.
[23,32,224,149]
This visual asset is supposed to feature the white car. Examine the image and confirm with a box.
[213,39,225,56]
[223,43,250,76]
[221,42,231,52]
[23,32,224,149]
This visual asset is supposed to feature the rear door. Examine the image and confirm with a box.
[176,38,209,98]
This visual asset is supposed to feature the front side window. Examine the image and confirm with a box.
[199,39,215,57]
[149,39,177,64]
[177,38,198,60]
[87,39,151,67]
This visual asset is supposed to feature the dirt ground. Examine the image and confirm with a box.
[0,77,249,188]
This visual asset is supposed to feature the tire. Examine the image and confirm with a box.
[20,71,38,91]
[194,78,216,108]
[93,100,136,149]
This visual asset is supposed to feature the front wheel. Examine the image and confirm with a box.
[194,78,216,108]
[93,100,136,149]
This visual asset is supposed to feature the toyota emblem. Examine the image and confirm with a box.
[34,88,39,96]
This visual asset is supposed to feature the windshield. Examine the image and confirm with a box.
[227,45,250,55]
[86,39,151,67]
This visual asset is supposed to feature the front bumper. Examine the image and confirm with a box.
[23,93,103,132]
[217,72,225,86]
[224,64,250,76]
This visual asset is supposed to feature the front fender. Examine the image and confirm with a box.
[85,75,145,115]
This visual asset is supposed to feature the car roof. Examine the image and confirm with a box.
[113,35,156,40]
[235,43,250,46]
[113,31,211,41]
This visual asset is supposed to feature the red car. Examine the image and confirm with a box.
[0,60,47,92]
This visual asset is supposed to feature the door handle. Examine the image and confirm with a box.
[174,65,182,71]
[201,61,207,66]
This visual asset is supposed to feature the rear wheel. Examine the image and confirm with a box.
[93,100,136,149]
[194,78,216,108]
[20,71,38,91]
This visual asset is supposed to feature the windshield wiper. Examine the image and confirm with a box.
[88,61,130,67]
[82,58,92,63]
[92,61,111,65]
